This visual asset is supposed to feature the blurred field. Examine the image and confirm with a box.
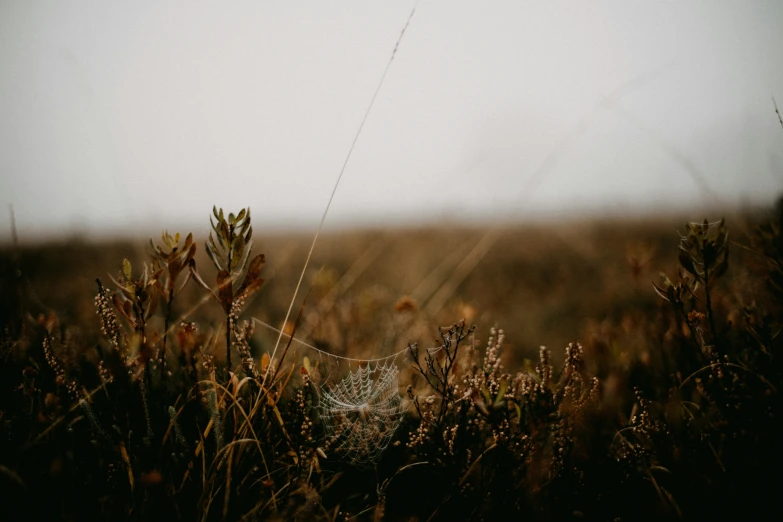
[1,215,757,363]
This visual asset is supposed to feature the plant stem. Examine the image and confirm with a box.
[226,316,232,372]
[703,268,718,344]
[226,226,234,371]
[162,288,174,379]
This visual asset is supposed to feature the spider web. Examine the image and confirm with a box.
[318,360,405,465]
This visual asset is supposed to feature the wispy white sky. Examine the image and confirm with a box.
[1,0,782,239]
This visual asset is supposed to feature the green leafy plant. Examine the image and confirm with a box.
[197,206,265,370]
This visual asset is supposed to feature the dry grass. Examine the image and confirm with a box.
[0,203,781,521]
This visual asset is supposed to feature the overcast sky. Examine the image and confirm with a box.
[1,0,782,239]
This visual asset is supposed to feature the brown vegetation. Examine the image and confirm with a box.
[0,202,781,521]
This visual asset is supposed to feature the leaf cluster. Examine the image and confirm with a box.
[200,207,265,315]
[108,258,163,333]
[676,219,729,286]
[149,231,197,301]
